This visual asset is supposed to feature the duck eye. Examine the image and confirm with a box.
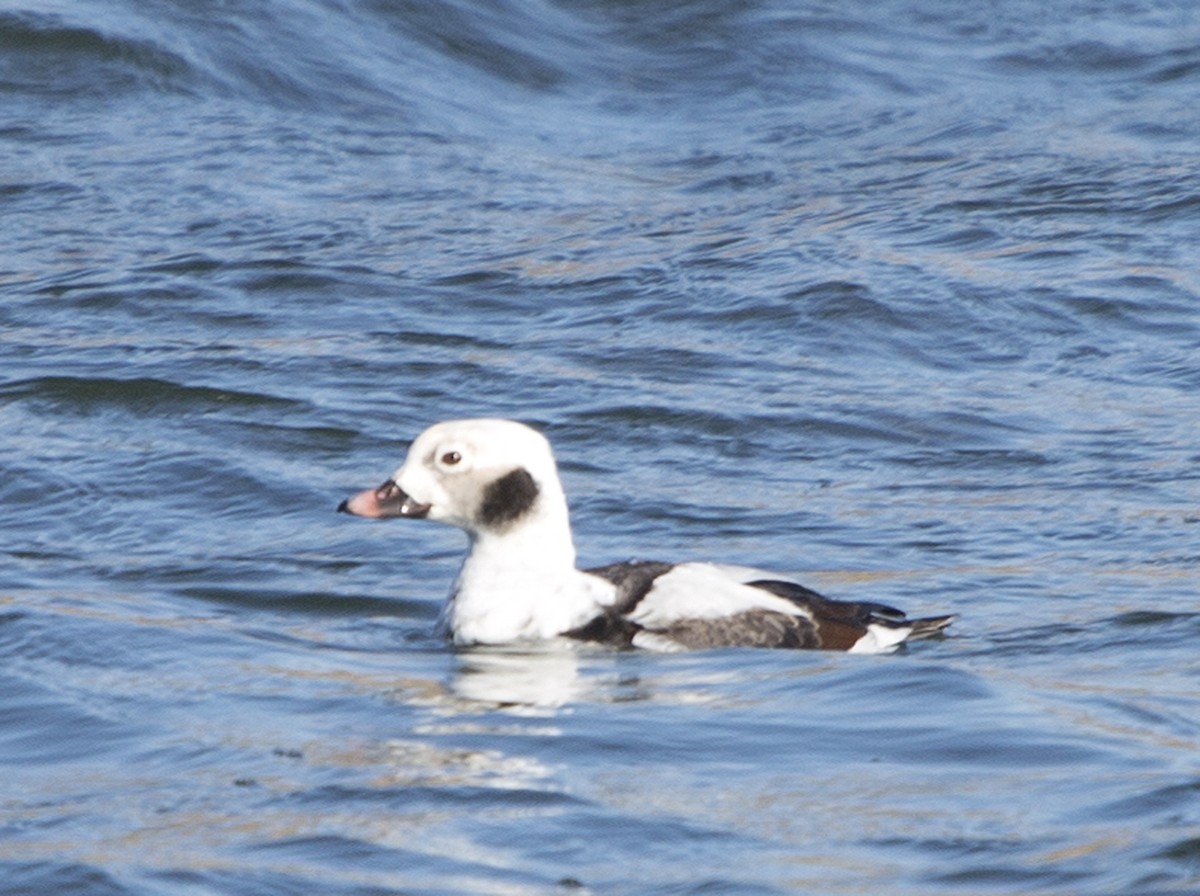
[440,450,462,466]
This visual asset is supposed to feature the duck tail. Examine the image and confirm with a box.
[907,614,955,641]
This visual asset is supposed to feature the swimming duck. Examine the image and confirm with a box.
[339,418,953,653]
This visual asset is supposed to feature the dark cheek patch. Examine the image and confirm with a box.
[478,467,540,528]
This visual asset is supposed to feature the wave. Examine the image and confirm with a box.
[0,10,194,97]
[0,374,301,415]
[4,0,1197,140]
[0,0,924,127]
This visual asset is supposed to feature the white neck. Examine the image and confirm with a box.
[442,504,607,645]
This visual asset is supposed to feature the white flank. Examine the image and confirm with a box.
[625,562,810,629]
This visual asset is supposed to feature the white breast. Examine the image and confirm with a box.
[447,557,615,645]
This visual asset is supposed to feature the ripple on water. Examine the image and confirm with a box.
[0,864,134,896]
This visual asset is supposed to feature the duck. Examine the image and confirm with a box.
[338,418,953,653]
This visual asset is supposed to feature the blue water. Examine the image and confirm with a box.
[3,1,1200,893]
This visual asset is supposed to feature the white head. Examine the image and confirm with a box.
[340,418,570,542]
[342,419,600,643]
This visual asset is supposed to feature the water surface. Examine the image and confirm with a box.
[2,1,1199,893]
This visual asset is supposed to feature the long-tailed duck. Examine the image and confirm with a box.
[339,418,953,653]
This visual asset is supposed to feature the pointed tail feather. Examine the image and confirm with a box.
[907,614,955,641]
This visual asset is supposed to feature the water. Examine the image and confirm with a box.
[3,0,1199,893]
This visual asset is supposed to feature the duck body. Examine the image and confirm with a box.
[339,418,953,654]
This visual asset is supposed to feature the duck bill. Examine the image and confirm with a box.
[338,479,431,519]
